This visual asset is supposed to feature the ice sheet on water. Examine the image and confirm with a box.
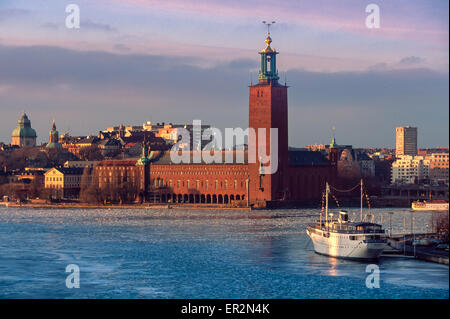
[0,206,447,298]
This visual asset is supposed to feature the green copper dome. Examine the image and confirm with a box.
[11,113,37,138]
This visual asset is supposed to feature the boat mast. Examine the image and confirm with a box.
[325,182,329,229]
[360,178,363,222]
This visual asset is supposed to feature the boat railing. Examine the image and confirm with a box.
[309,224,385,234]
[363,238,387,244]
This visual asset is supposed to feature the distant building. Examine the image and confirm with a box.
[46,120,62,149]
[7,167,46,184]
[356,152,375,177]
[395,126,417,156]
[391,153,449,185]
[324,136,374,178]
[105,122,211,150]
[11,113,37,147]
[64,161,99,168]
[428,153,449,185]
[44,167,84,199]
[61,136,99,156]
[97,138,122,157]
[337,149,361,179]
[304,144,326,152]
[391,155,429,185]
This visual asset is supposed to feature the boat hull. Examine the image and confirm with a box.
[412,201,449,212]
[307,227,386,260]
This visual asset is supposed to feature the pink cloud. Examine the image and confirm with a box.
[106,0,448,46]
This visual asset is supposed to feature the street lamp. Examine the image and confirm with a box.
[388,211,394,237]
[411,210,416,258]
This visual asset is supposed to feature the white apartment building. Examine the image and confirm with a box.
[391,155,429,184]
[391,153,449,185]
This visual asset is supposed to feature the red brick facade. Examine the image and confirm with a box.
[92,34,336,207]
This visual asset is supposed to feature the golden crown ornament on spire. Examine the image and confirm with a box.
[258,20,279,84]
[261,21,276,53]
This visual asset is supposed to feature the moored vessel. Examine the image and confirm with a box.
[306,180,387,260]
[412,200,449,212]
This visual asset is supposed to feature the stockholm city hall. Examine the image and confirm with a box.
[94,30,337,208]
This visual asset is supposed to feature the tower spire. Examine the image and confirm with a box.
[262,21,276,35]
[258,21,279,85]
[330,126,337,148]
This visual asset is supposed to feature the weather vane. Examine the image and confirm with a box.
[262,21,276,35]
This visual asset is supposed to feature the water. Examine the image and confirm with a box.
[0,206,448,299]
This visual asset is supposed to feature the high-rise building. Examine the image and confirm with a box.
[395,126,417,156]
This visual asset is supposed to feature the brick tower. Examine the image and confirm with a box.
[248,28,289,207]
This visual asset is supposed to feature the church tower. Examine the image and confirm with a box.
[328,132,339,165]
[46,120,62,149]
[248,25,289,207]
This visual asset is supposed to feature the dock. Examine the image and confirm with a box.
[386,233,449,265]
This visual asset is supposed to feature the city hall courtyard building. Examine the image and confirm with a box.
[93,32,337,208]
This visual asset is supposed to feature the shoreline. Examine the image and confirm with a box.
[0,202,252,210]
[0,201,429,210]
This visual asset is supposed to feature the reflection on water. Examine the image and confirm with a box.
[326,256,339,277]
[0,206,448,299]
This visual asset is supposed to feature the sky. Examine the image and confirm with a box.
[0,0,448,148]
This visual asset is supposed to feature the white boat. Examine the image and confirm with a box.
[412,200,449,212]
[306,180,387,260]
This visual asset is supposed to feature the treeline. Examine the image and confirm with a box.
[79,168,139,204]
[0,146,105,171]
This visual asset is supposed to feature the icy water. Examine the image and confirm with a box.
[0,206,448,299]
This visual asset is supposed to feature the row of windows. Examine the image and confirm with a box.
[98,172,135,178]
[153,178,246,190]
[45,176,81,182]
[151,170,246,176]
[99,178,137,185]
[98,166,135,170]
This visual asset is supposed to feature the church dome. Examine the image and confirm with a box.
[11,113,37,138]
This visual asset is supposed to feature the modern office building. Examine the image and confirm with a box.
[395,126,417,156]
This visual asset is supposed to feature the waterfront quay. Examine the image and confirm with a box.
[379,185,449,207]
[386,233,449,265]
